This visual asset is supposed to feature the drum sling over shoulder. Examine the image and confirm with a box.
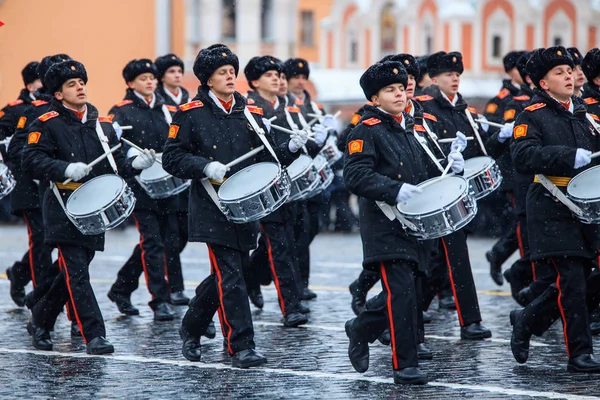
[535,174,584,218]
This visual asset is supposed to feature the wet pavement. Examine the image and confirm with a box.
[1,225,599,399]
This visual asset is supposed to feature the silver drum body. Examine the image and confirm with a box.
[395,176,477,240]
[318,137,343,166]
[306,154,334,198]
[0,163,16,200]
[286,154,321,201]
[567,165,600,224]
[65,174,136,235]
[463,156,502,199]
[218,162,291,223]
[139,162,191,199]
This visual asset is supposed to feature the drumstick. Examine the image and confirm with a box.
[307,110,342,119]
[438,137,475,143]
[271,124,317,142]
[474,119,505,129]
[121,137,162,165]
[62,144,122,185]
[590,150,600,160]
[419,162,455,190]
[120,126,133,130]
[225,146,265,169]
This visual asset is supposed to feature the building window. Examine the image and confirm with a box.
[492,35,502,58]
[222,0,236,40]
[261,0,274,41]
[350,40,358,63]
[554,36,562,46]
[426,36,432,54]
[380,3,397,53]
[301,11,314,47]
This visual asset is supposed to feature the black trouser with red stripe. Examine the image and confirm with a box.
[351,260,420,370]
[488,192,519,267]
[250,222,302,316]
[436,229,482,326]
[10,209,51,289]
[182,244,255,354]
[31,245,104,343]
[162,211,188,293]
[293,201,312,290]
[110,210,171,309]
[520,257,592,358]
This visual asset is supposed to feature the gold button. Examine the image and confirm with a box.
[250,147,254,150]
[397,174,402,179]
[71,153,75,157]
[141,130,145,134]
[443,130,447,134]
[209,156,214,160]
[213,145,217,149]
[400,162,404,166]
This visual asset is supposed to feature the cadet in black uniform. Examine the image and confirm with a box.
[568,47,585,97]
[344,60,465,384]
[510,46,600,372]
[414,55,431,97]
[22,60,155,354]
[163,44,306,367]
[107,59,175,321]
[582,48,600,119]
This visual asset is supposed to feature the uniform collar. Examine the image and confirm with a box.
[441,90,458,106]
[63,104,88,123]
[163,86,183,105]
[133,90,156,108]
[377,107,406,129]
[208,90,236,114]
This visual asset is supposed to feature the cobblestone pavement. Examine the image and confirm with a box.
[1,225,599,399]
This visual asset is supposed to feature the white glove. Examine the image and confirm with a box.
[261,118,272,133]
[451,131,468,153]
[132,149,156,169]
[288,129,308,153]
[64,162,91,182]
[498,122,514,143]
[448,151,465,173]
[112,122,123,139]
[478,115,490,132]
[575,148,592,169]
[204,161,227,182]
[396,183,423,203]
[312,124,328,146]
[321,114,335,130]
[127,147,140,158]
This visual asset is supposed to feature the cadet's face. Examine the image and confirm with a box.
[508,68,524,86]
[162,66,183,88]
[372,83,406,116]
[278,73,288,96]
[56,78,87,108]
[432,71,460,97]
[540,64,574,101]
[207,65,236,97]
[406,75,416,100]
[418,73,432,88]
[288,75,307,96]
[27,79,43,93]
[128,73,157,97]
[253,70,280,96]
[573,65,586,89]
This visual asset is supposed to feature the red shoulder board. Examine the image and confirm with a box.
[317,103,324,109]
[467,107,477,114]
[497,88,510,100]
[246,106,264,115]
[179,100,204,112]
[414,95,433,102]
[414,124,426,132]
[585,97,599,105]
[513,95,531,101]
[8,99,24,107]
[31,100,49,107]
[362,118,381,126]
[294,99,304,106]
[525,103,546,112]
[166,105,178,113]
[423,113,437,122]
[114,100,133,108]
[590,113,600,122]
[286,106,301,113]
[98,116,113,123]
[38,111,59,122]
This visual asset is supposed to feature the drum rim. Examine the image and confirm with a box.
[567,165,600,200]
[463,156,495,178]
[286,154,313,179]
[66,174,128,217]
[397,176,470,216]
[219,163,284,203]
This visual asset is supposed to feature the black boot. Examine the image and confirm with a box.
[248,289,264,309]
[422,311,432,324]
[417,343,433,360]
[231,349,267,368]
[298,302,311,314]
[486,251,504,286]
[170,291,190,306]
[438,295,456,310]
[460,322,492,340]
[377,329,391,346]
[345,319,369,373]
[510,308,530,364]
[393,367,428,385]
[107,291,139,316]
[302,287,317,300]
[204,320,216,339]
[27,320,52,351]
[180,327,201,362]
[71,321,81,337]
[153,302,174,321]
[590,322,600,335]
[349,280,366,315]
[6,267,26,307]
[517,287,535,307]
[567,354,600,373]
[86,337,114,355]
[283,312,308,327]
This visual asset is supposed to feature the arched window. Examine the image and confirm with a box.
[380,3,397,53]
[547,10,571,47]
[421,14,434,54]
[486,8,511,66]
[261,0,274,41]
[492,35,502,58]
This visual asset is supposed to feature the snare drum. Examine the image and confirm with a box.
[306,154,334,198]
[318,136,343,166]
[0,163,16,200]
[286,154,321,201]
[463,156,502,199]
[66,174,136,235]
[218,162,291,223]
[567,165,600,224]
[138,162,191,199]
[395,176,477,240]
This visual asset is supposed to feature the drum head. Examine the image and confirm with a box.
[398,176,468,215]
[464,156,493,179]
[568,165,600,199]
[286,155,312,179]
[66,175,125,216]
[140,162,170,181]
[219,162,280,201]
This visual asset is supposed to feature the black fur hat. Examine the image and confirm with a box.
[526,46,574,88]
[283,58,310,79]
[416,55,429,82]
[516,51,532,83]
[503,51,526,72]
[582,48,600,82]
[360,61,408,100]
[244,56,282,88]
[155,53,184,80]
[45,60,88,94]
[379,54,419,78]
[123,59,158,83]
[193,44,239,86]
[427,51,464,77]
[567,47,583,66]
[22,62,40,86]
[37,54,71,87]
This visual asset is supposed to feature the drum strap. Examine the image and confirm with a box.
[161,104,173,124]
[376,200,419,231]
[200,178,226,215]
[283,107,309,155]
[463,109,488,156]
[50,182,79,226]
[243,107,280,164]
[535,174,584,217]
[413,132,444,173]
[310,101,324,117]
[95,120,118,173]
[422,120,445,156]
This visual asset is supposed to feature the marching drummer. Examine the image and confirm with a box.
[162,44,306,367]
[21,60,155,354]
[343,60,464,385]
[510,46,600,373]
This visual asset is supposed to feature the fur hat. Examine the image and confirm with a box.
[283,58,310,79]
[503,51,526,72]
[516,51,532,84]
[244,56,282,88]
[526,46,574,88]
[193,44,239,86]
[379,54,419,78]
[22,62,40,86]
[427,52,464,77]
[45,60,88,94]
[155,53,184,80]
[37,54,71,87]
[582,48,600,82]
[567,47,583,66]
[360,61,408,101]
[416,55,429,82]
[123,59,158,83]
